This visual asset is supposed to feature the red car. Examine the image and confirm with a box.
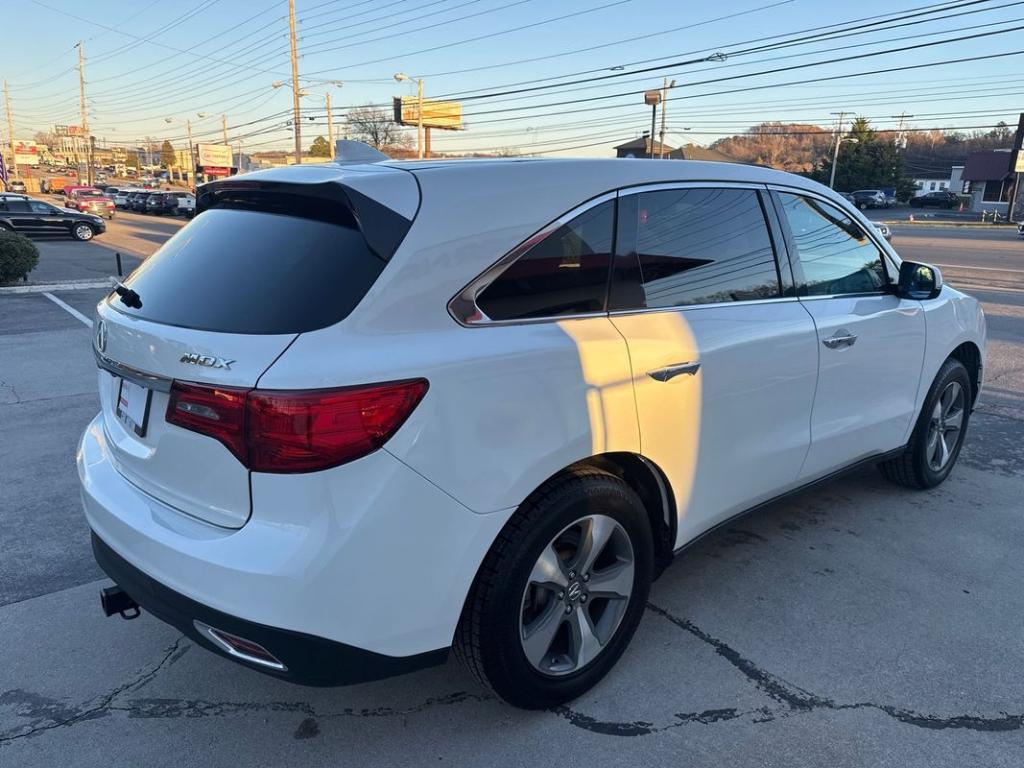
[70,195,116,219]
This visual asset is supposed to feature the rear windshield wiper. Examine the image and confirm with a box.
[114,282,142,309]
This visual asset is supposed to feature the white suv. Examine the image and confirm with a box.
[79,154,985,709]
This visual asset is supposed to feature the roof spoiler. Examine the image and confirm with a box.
[334,140,390,165]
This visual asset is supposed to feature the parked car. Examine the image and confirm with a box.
[70,194,116,219]
[82,155,985,709]
[127,191,155,212]
[112,188,140,208]
[6,180,26,193]
[839,192,856,204]
[1017,221,1023,238]
[0,193,106,240]
[145,191,196,216]
[851,189,887,209]
[910,191,960,209]
[872,222,892,242]
[64,187,102,207]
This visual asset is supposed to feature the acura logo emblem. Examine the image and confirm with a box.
[95,320,107,353]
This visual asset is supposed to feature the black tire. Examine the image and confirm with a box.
[455,468,653,709]
[879,358,972,489]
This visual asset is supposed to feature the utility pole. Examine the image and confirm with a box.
[326,91,334,159]
[659,77,669,159]
[828,111,850,190]
[891,112,913,151]
[221,114,229,145]
[416,77,424,159]
[77,42,92,185]
[3,80,18,181]
[287,0,302,165]
[186,118,194,186]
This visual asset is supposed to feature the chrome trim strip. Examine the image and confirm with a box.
[193,621,288,672]
[617,180,769,196]
[608,296,800,316]
[447,191,618,328]
[93,345,173,392]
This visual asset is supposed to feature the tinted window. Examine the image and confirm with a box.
[777,193,887,296]
[476,200,614,321]
[611,188,780,309]
[4,200,30,212]
[110,208,385,334]
[29,201,56,213]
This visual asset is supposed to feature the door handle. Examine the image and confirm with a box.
[647,361,701,382]
[822,330,858,349]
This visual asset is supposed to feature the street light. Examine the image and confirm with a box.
[829,137,859,189]
[273,81,343,159]
[165,113,210,185]
[395,72,424,159]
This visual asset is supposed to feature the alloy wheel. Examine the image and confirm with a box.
[519,514,635,676]
[926,381,965,471]
[74,224,93,240]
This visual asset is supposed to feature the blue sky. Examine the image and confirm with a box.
[3,0,1022,157]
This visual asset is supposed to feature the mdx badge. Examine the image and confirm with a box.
[180,353,235,370]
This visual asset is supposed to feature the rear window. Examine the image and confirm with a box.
[110,207,385,334]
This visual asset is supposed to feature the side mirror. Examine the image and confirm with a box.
[898,260,943,300]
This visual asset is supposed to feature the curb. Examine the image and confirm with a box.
[0,277,116,295]
[882,221,1017,228]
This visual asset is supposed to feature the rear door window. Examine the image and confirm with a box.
[475,199,615,321]
[610,187,781,309]
[109,207,386,334]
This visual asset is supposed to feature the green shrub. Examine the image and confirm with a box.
[0,229,39,283]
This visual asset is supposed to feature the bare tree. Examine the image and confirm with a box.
[345,105,412,150]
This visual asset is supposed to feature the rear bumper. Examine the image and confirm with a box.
[91,532,447,685]
[78,412,511,662]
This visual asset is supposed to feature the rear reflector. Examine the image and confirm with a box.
[166,379,428,473]
[194,621,286,671]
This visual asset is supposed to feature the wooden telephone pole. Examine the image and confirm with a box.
[77,42,92,185]
[3,80,18,181]
[287,0,302,165]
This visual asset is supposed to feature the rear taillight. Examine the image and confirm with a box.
[166,379,428,473]
[167,382,249,462]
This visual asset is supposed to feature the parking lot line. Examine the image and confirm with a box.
[931,263,1024,274]
[43,292,94,328]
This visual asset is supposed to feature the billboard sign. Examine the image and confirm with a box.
[13,141,39,165]
[197,143,232,167]
[392,97,462,130]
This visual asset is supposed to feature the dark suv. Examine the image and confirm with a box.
[0,194,106,241]
[909,191,960,209]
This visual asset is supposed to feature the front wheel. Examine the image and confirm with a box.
[455,468,653,709]
[71,223,95,241]
[879,358,972,489]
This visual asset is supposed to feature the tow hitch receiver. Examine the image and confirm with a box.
[101,585,141,620]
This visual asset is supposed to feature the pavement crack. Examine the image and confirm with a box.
[0,637,186,745]
[646,602,1024,735]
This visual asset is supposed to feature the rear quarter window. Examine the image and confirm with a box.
[110,207,386,334]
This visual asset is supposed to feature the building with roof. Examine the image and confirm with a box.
[960,149,1016,215]
[613,137,738,162]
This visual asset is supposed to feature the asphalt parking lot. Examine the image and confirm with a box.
[1,223,1022,766]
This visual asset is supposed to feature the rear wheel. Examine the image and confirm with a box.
[879,358,971,489]
[71,223,95,241]
[455,468,653,709]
